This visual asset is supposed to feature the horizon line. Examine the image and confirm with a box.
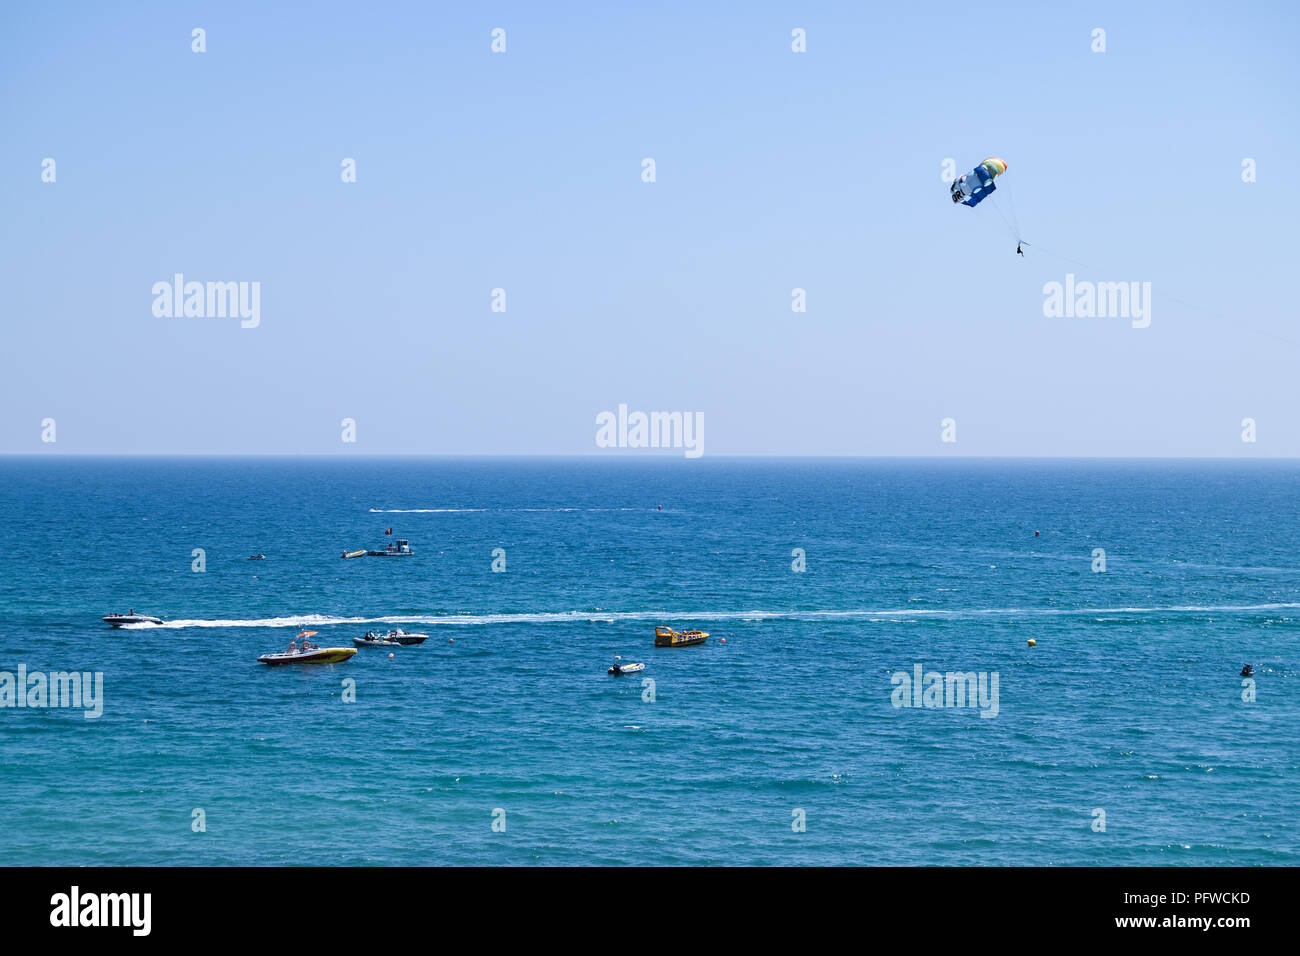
[1,453,1295,462]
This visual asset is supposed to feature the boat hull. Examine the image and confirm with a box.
[258,648,357,665]
[103,615,164,627]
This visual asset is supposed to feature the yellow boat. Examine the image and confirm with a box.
[258,646,356,665]
[258,630,357,665]
[341,549,366,559]
[654,626,709,647]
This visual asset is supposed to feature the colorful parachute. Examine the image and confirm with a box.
[951,157,1007,208]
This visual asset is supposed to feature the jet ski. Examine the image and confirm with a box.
[608,662,646,676]
[1241,664,1255,677]
[103,613,164,627]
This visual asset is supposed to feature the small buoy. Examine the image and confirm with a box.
[449,637,454,644]
[1027,639,1036,647]
[388,652,395,659]
[1034,530,1040,537]
[720,637,726,643]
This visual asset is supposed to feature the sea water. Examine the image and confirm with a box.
[0,457,1295,865]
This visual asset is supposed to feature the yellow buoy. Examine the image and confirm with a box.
[1027,639,1037,647]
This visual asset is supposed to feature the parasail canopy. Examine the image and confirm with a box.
[951,157,1008,208]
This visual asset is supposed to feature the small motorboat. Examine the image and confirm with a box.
[341,549,367,559]
[248,554,266,561]
[259,630,356,665]
[354,630,401,647]
[1241,664,1255,677]
[367,539,414,556]
[103,612,164,627]
[383,628,428,645]
[259,647,357,665]
[608,661,646,676]
[654,626,709,647]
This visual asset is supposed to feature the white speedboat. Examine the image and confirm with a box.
[367,539,414,556]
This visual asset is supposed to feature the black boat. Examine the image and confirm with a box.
[382,628,427,645]
[354,631,401,648]
[354,628,429,647]
[103,612,164,627]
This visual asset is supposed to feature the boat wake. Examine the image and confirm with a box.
[118,602,1300,629]
[368,507,646,513]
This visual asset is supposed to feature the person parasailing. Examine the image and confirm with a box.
[950,157,1028,253]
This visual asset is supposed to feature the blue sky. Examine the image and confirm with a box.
[2,1,1297,455]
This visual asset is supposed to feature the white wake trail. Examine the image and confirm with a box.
[117,602,1300,629]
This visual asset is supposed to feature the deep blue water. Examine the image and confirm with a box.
[0,457,1296,865]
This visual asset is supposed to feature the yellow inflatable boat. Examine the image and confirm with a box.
[654,626,709,647]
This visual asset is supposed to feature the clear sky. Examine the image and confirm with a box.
[2,1,1297,456]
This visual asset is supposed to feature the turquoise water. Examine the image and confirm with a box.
[0,457,1295,865]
